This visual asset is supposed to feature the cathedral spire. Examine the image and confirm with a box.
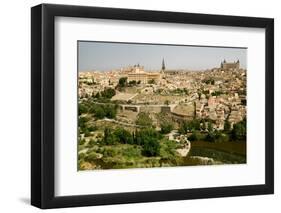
[162,58,165,71]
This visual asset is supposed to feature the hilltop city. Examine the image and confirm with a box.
[78,59,247,170]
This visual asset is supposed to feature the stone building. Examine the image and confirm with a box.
[127,64,161,84]
[220,59,240,70]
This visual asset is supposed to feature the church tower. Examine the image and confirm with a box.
[162,58,166,71]
[160,58,166,79]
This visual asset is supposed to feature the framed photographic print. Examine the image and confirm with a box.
[31,3,274,209]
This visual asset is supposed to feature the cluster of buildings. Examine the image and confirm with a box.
[195,94,246,130]
[79,59,247,130]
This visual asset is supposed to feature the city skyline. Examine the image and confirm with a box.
[78,41,247,72]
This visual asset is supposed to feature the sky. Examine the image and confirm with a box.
[78,41,247,71]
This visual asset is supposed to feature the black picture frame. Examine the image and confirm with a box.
[31,3,274,209]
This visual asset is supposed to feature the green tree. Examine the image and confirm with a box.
[79,116,90,129]
[128,80,137,86]
[160,139,177,160]
[190,119,201,130]
[205,130,229,143]
[211,91,223,96]
[94,105,106,119]
[178,121,189,134]
[207,122,213,132]
[202,78,215,85]
[178,119,201,134]
[118,77,127,87]
[224,120,231,132]
[78,103,88,115]
[114,128,134,144]
[136,112,153,127]
[216,132,229,143]
[103,104,117,119]
[202,121,207,131]
[148,79,156,84]
[142,137,160,157]
[87,125,97,132]
[231,119,246,140]
[205,131,216,142]
[134,128,161,146]
[134,128,161,156]
[101,88,116,99]
[160,122,174,134]
[188,131,200,141]
[103,127,117,145]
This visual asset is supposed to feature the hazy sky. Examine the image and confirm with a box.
[78,41,247,71]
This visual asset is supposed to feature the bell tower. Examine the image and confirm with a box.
[162,58,166,71]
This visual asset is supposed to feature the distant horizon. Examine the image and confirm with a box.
[78,41,247,72]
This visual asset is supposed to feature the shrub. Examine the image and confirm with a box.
[160,139,177,159]
[188,131,199,141]
[79,103,88,115]
[87,125,97,132]
[123,146,142,158]
[160,122,174,134]
[205,130,230,143]
[101,88,116,99]
[134,128,161,146]
[128,80,137,86]
[79,138,86,145]
[79,116,90,128]
[178,119,201,134]
[142,137,160,157]
[102,127,117,145]
[231,119,246,140]
[103,104,117,119]
[118,77,127,87]
[205,131,216,142]
[136,112,153,127]
[148,79,156,84]
[114,128,134,144]
[84,129,91,137]
[224,120,231,132]
[89,103,117,119]
[93,105,106,119]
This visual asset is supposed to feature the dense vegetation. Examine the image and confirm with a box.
[178,118,246,143]
[78,87,246,170]
[97,127,162,157]
[92,87,116,102]
[79,101,117,119]
[78,126,184,170]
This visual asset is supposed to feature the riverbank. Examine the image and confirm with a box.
[186,140,246,165]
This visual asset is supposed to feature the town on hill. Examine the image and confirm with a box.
[78,58,246,170]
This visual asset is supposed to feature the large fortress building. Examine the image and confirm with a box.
[127,64,161,84]
[220,59,240,70]
[125,59,166,84]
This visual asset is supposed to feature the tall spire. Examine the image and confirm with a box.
[162,58,165,71]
